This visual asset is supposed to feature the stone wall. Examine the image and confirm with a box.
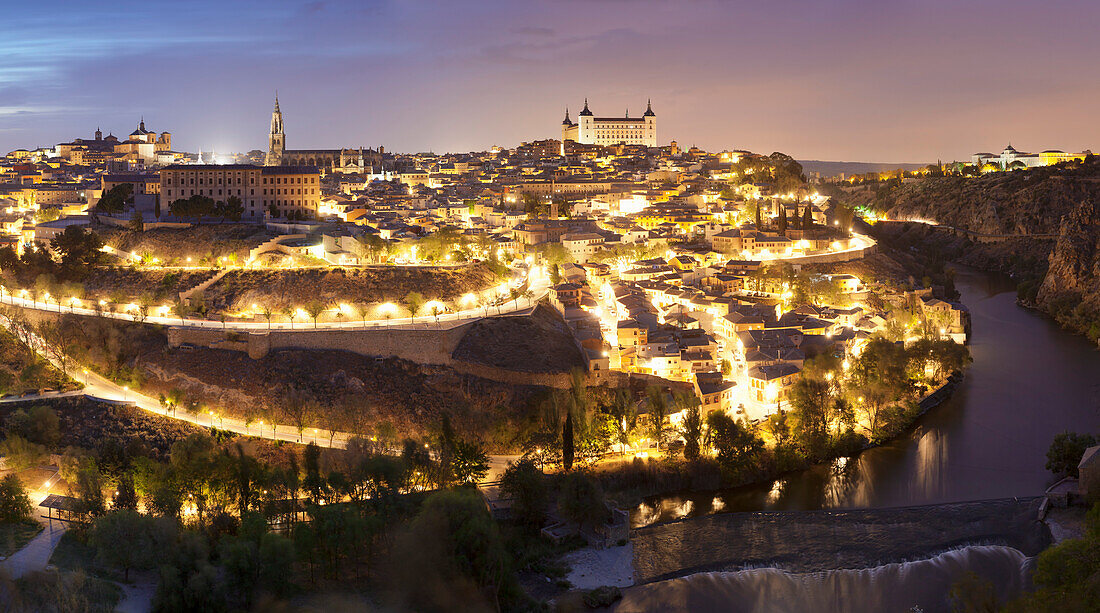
[168,323,473,366]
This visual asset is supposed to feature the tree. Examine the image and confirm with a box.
[557,472,608,532]
[680,402,704,460]
[499,459,548,531]
[562,411,574,471]
[777,203,787,235]
[451,440,490,485]
[0,474,32,523]
[0,434,45,471]
[607,388,637,455]
[404,291,424,323]
[51,226,105,275]
[789,376,834,459]
[91,510,155,581]
[1046,432,1097,478]
[5,404,60,446]
[220,195,244,221]
[707,412,763,476]
[392,488,517,612]
[114,472,139,510]
[304,299,328,328]
[96,183,133,215]
[646,386,668,451]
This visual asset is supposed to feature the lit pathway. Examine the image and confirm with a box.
[1,315,352,448]
[0,268,549,331]
[0,520,67,580]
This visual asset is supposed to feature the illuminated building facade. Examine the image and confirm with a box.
[561,99,657,148]
[265,95,382,173]
[160,164,321,221]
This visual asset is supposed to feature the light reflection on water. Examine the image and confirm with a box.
[634,268,1100,525]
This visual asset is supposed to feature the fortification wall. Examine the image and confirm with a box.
[168,323,473,365]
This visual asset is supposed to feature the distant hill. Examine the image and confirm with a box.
[798,160,930,179]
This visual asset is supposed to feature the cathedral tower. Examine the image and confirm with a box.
[265,94,285,166]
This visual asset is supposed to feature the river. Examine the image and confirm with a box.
[635,267,1100,525]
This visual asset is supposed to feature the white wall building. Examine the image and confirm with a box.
[561,99,657,148]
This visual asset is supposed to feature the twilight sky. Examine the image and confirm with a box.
[2,0,1098,162]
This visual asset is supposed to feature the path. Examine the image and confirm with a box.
[114,571,158,613]
[0,267,549,331]
[0,520,67,580]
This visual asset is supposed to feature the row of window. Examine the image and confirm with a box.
[163,188,318,199]
[161,175,317,186]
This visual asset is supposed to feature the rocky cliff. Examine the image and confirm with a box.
[839,159,1100,342]
[1036,198,1100,340]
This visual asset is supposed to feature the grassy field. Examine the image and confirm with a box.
[0,521,42,557]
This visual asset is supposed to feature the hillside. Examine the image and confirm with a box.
[835,159,1100,342]
[198,263,499,312]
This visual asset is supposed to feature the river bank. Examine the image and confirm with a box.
[631,266,1100,522]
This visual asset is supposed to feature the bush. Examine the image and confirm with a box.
[0,474,32,523]
[1046,431,1097,478]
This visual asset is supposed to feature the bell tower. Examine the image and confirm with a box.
[265,93,285,166]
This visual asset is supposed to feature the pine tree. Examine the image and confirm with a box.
[562,411,574,472]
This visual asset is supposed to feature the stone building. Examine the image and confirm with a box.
[561,99,657,148]
[264,95,382,173]
[159,163,321,221]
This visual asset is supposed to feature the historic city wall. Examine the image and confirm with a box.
[167,323,473,366]
[774,242,878,265]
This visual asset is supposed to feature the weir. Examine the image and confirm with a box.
[631,497,1049,584]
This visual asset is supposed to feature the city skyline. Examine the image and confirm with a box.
[2,0,1099,161]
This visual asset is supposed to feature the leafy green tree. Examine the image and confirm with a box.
[1046,432,1097,478]
[0,434,45,470]
[392,488,518,612]
[1003,504,1100,612]
[499,458,548,531]
[5,405,60,446]
[304,299,328,328]
[707,412,763,476]
[404,291,424,323]
[91,510,155,581]
[220,195,244,221]
[258,532,296,596]
[646,387,668,451]
[96,183,133,214]
[114,472,139,510]
[0,474,32,523]
[558,472,608,532]
[51,226,106,275]
[451,440,490,485]
[789,377,834,459]
[676,394,703,460]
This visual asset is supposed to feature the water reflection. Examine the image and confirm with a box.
[635,268,1100,525]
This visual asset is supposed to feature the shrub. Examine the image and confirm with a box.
[0,474,32,523]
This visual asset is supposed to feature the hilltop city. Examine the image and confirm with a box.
[0,94,1096,612]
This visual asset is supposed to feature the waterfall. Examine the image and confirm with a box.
[615,545,1032,613]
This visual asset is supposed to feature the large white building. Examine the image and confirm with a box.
[971,144,1090,171]
[561,99,657,148]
